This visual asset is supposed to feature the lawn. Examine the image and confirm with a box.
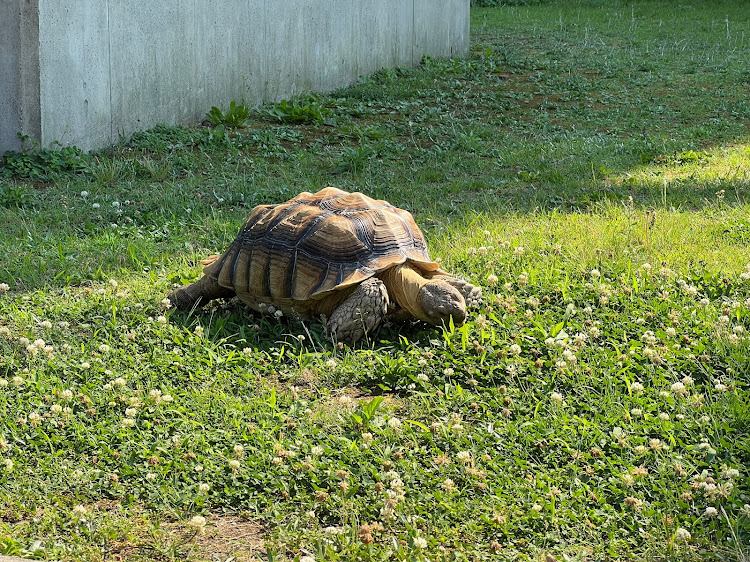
[1,0,750,560]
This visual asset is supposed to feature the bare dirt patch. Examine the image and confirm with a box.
[192,515,265,562]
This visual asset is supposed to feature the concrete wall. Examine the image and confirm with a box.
[1,0,469,154]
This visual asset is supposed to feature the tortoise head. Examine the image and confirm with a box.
[417,280,467,327]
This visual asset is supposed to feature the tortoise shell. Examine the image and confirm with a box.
[204,187,443,304]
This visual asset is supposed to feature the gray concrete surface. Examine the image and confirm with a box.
[1,0,42,153]
[1,0,469,153]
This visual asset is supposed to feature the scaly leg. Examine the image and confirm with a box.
[424,272,482,309]
[169,275,235,310]
[327,278,389,343]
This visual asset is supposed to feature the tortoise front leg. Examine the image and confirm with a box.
[327,278,389,344]
[169,275,235,310]
[424,272,482,309]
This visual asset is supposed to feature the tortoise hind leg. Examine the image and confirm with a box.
[169,275,235,310]
[327,278,389,344]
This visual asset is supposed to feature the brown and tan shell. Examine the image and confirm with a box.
[203,187,444,312]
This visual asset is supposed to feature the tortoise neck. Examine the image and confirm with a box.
[378,263,430,322]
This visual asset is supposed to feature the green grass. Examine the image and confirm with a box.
[1,1,750,560]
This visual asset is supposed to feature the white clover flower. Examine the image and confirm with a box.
[80,362,91,370]
[125,407,137,418]
[228,459,241,471]
[0,283,9,292]
[156,315,167,324]
[630,408,642,417]
[531,503,543,512]
[486,274,498,286]
[670,381,687,396]
[509,343,522,356]
[98,344,111,353]
[443,367,455,376]
[113,377,126,388]
[590,269,601,279]
[187,515,207,533]
[122,418,135,428]
[145,472,157,481]
[72,504,88,516]
[704,506,718,517]
[0,379,7,388]
[589,326,600,338]
[92,203,100,209]
[4,459,14,472]
[630,381,644,393]
[550,392,563,403]
[456,451,471,464]
[649,438,666,452]
[300,557,316,562]
[311,445,324,456]
[39,320,53,330]
[387,417,402,430]
[441,478,456,492]
[413,537,428,549]
[518,272,529,285]
[714,383,727,392]
[513,246,525,256]
[674,528,691,542]
[50,404,62,415]
[361,432,374,443]
[199,482,210,493]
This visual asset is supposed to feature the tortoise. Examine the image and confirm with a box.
[169,187,481,342]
